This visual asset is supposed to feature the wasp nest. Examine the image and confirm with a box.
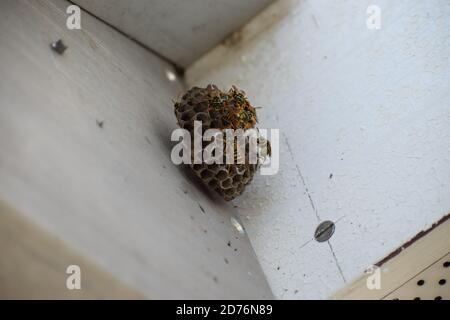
[174,85,269,201]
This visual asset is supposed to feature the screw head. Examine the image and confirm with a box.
[50,39,67,55]
[230,216,245,234]
[314,220,335,242]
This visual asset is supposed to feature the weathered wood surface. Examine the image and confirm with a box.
[73,0,274,68]
[187,0,450,299]
[0,0,272,299]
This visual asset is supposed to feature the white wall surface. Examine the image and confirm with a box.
[72,0,274,68]
[0,0,272,299]
[187,0,450,299]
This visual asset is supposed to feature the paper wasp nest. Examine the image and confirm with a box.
[174,85,269,201]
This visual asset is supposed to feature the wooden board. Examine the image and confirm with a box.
[333,217,450,300]
[0,200,142,299]
[186,0,450,299]
[72,0,274,68]
[0,0,272,299]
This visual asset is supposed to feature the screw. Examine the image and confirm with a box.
[230,216,245,234]
[50,39,67,55]
[314,220,335,242]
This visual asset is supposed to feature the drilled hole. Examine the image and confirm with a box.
[416,279,425,286]
[413,297,421,300]
[444,261,450,268]
[438,279,446,286]
[434,296,442,300]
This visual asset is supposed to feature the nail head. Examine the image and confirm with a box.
[51,39,67,55]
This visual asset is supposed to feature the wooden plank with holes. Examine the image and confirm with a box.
[333,217,450,300]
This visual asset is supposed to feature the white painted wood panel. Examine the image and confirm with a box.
[0,201,143,299]
[186,0,450,299]
[0,0,272,299]
[72,0,274,68]
[334,217,450,300]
